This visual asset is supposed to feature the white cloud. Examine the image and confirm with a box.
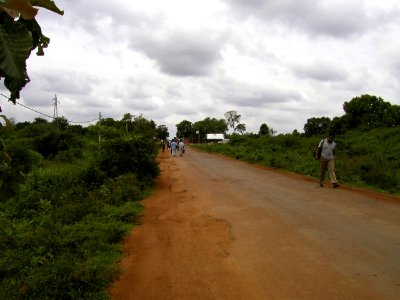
[1,0,400,137]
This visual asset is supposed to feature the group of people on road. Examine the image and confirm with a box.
[160,138,185,157]
[160,134,339,188]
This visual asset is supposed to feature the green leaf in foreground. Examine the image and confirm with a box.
[31,0,64,16]
[0,14,32,79]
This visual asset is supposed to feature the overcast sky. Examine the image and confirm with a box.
[2,0,400,137]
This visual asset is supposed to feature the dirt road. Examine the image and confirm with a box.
[110,147,400,300]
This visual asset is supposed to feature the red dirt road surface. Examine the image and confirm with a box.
[110,147,400,300]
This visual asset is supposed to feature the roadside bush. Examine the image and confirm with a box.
[102,174,145,206]
[0,158,149,299]
[54,147,82,162]
[81,164,107,189]
[273,134,301,149]
[0,140,34,200]
[1,117,160,299]
[98,136,159,180]
[33,130,83,159]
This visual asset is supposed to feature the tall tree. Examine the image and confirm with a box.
[52,116,69,130]
[156,125,169,140]
[193,117,228,141]
[303,117,331,136]
[259,123,276,136]
[121,113,133,122]
[235,123,246,134]
[343,94,399,129]
[224,111,241,133]
[328,116,347,134]
[259,123,270,136]
[121,113,133,132]
[131,114,156,137]
[176,120,193,138]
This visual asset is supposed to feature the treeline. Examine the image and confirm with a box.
[175,95,400,141]
[0,114,164,299]
[176,118,228,142]
[303,94,400,136]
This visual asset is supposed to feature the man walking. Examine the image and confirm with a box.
[160,140,166,153]
[318,134,340,188]
[178,140,185,157]
[170,139,177,157]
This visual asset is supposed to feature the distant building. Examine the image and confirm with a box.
[206,133,225,143]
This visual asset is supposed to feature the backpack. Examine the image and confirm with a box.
[313,139,324,160]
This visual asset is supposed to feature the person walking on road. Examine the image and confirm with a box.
[170,139,177,157]
[178,140,185,157]
[318,134,340,188]
[160,140,166,153]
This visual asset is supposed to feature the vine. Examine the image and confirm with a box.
[0,0,63,105]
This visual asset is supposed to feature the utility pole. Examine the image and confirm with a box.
[98,112,102,153]
[52,94,59,118]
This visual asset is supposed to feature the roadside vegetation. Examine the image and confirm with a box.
[0,114,168,299]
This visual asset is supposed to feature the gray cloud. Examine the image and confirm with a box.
[19,90,56,107]
[129,29,224,76]
[30,71,97,95]
[212,79,303,107]
[224,0,398,38]
[39,0,157,32]
[126,97,160,111]
[291,60,348,82]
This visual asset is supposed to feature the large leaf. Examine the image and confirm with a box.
[0,0,63,17]
[0,114,13,129]
[4,75,29,103]
[31,0,64,16]
[0,15,32,79]
[2,0,38,19]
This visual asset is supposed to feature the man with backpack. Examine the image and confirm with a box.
[178,139,185,157]
[317,134,340,188]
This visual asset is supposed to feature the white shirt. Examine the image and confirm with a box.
[320,138,336,160]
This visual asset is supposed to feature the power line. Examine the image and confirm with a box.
[16,101,54,119]
[68,116,99,124]
[1,93,100,124]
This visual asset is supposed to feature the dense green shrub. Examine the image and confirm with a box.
[98,136,159,180]
[33,130,83,159]
[0,139,34,199]
[0,156,149,299]
[54,147,82,162]
[1,114,161,299]
[1,131,157,299]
